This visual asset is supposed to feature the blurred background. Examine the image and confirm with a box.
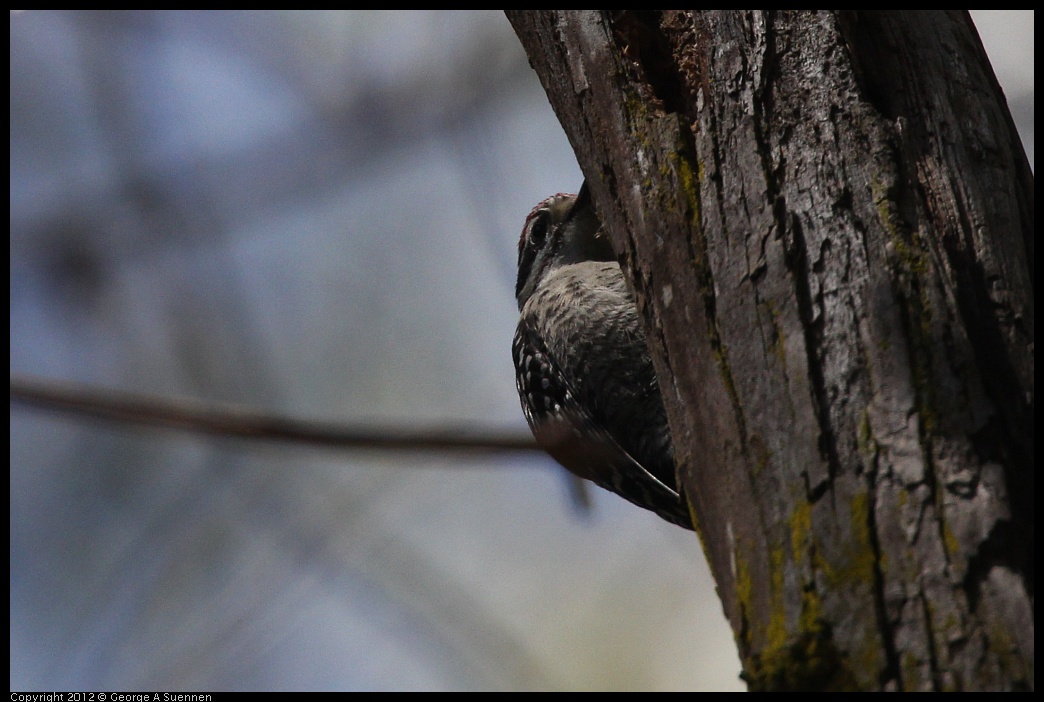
[9,11,1033,691]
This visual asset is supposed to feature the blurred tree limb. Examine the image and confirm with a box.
[10,374,538,454]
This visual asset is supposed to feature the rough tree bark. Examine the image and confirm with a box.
[507,10,1032,691]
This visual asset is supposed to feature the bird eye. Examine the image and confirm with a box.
[528,211,549,248]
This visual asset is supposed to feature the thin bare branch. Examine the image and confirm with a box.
[10,375,539,455]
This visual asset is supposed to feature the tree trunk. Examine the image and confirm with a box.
[506,10,1033,691]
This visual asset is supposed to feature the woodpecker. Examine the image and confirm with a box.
[512,183,692,529]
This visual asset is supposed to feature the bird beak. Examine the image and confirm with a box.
[574,179,592,214]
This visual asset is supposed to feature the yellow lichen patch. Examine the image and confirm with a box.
[766,544,788,652]
[672,147,702,231]
[741,620,860,691]
[734,544,755,652]
[790,500,812,571]
[848,492,878,580]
